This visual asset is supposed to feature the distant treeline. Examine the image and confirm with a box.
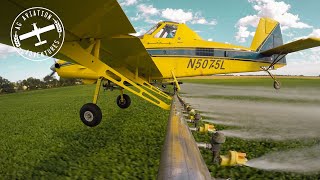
[0,76,81,94]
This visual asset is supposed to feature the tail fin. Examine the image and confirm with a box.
[251,18,320,65]
[251,18,284,52]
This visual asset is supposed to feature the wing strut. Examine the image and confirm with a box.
[118,67,172,100]
[60,40,171,111]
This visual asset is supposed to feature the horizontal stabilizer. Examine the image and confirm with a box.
[261,37,320,56]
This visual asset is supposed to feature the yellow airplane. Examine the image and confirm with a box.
[1,0,320,127]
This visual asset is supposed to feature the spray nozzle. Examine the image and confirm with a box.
[199,124,216,133]
[220,151,248,166]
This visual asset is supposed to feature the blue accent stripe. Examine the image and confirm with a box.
[147,48,273,62]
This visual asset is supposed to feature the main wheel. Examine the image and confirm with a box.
[273,80,281,90]
[116,94,131,109]
[80,103,102,127]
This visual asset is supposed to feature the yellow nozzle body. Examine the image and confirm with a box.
[220,151,247,166]
[189,109,196,116]
[199,124,216,133]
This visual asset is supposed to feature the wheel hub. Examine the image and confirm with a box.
[84,111,94,122]
[120,99,126,105]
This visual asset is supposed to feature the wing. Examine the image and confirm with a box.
[19,31,37,41]
[261,37,320,56]
[0,0,162,78]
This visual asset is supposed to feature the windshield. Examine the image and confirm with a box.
[154,25,178,38]
[146,24,161,35]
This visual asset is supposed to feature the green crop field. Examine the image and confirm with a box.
[0,77,319,179]
[0,85,169,179]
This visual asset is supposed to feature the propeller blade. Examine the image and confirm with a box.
[50,64,56,72]
[49,71,55,77]
[49,63,56,77]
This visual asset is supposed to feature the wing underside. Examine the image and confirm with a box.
[0,0,162,78]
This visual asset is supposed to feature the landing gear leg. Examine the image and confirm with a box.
[262,53,287,90]
[263,67,281,90]
[80,78,103,127]
[116,89,131,109]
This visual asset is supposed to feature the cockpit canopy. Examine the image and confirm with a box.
[146,23,178,38]
[141,21,202,42]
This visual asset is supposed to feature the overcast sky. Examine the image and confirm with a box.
[0,0,319,81]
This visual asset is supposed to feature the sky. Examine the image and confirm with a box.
[0,0,320,81]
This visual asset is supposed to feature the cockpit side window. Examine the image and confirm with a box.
[154,25,177,38]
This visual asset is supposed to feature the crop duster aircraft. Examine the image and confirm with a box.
[1,0,320,127]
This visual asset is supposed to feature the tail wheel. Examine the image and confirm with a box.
[80,103,102,127]
[116,94,131,109]
[273,80,281,90]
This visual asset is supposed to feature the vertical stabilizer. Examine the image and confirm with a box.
[251,18,283,52]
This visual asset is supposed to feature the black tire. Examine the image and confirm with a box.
[116,94,131,109]
[80,103,102,127]
[273,80,281,90]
